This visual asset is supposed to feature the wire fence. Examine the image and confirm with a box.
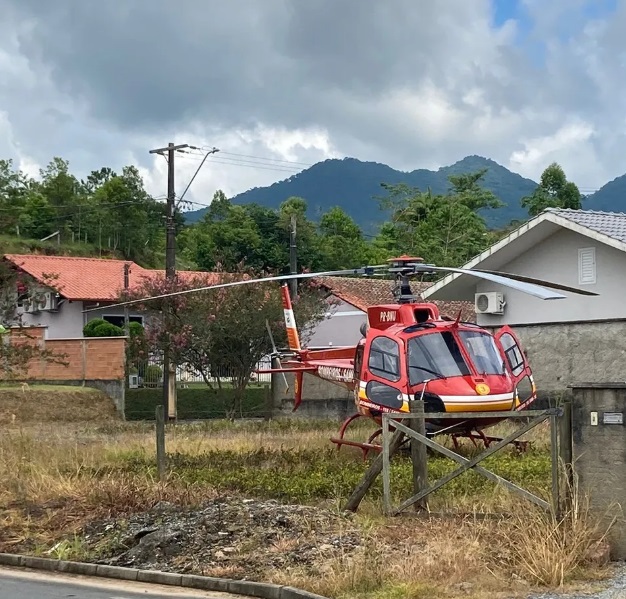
[128,353,273,388]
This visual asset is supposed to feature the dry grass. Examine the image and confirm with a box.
[0,385,119,425]
[0,412,617,599]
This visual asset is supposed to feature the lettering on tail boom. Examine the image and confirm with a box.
[318,365,354,383]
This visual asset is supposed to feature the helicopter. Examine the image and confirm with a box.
[89,254,597,454]
[255,255,598,455]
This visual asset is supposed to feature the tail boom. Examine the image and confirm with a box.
[281,284,301,351]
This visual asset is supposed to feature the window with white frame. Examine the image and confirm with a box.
[578,247,596,285]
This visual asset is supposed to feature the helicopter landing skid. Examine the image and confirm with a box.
[331,414,531,458]
[330,414,386,460]
[451,430,531,453]
[330,413,412,460]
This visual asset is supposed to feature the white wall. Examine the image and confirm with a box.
[475,228,625,326]
[20,300,145,339]
[19,300,84,338]
[307,297,367,347]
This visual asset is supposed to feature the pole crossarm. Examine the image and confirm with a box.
[382,409,560,515]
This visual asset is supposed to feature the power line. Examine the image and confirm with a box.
[178,153,303,174]
[199,149,314,167]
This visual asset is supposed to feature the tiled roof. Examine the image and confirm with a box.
[314,276,475,322]
[549,208,626,244]
[3,254,218,301]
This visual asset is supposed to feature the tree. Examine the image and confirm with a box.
[521,162,582,217]
[18,192,56,239]
[374,170,502,266]
[318,206,372,269]
[124,267,328,417]
[0,261,66,379]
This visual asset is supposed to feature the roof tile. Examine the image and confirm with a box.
[549,208,626,244]
[314,276,475,322]
[3,254,217,301]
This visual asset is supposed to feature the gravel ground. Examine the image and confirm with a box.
[79,497,363,580]
[527,565,626,599]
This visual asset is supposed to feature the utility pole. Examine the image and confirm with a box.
[149,142,190,422]
[289,215,297,299]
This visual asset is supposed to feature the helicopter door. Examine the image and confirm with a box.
[494,326,534,406]
[364,335,404,411]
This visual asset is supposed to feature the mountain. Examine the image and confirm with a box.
[585,174,626,213]
[183,155,540,231]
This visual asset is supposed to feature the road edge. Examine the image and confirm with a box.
[0,553,328,599]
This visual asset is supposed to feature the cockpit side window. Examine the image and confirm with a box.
[354,343,365,379]
[368,336,401,382]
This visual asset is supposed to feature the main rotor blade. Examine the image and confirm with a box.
[413,265,571,300]
[472,269,598,296]
[82,266,387,313]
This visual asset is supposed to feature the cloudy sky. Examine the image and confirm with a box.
[0,0,624,209]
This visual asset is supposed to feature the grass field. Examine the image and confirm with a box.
[0,387,617,599]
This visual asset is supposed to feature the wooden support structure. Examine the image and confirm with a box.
[347,407,565,517]
[409,399,428,512]
[345,417,408,513]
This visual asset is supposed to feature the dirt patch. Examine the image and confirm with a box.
[81,497,362,580]
[0,386,120,424]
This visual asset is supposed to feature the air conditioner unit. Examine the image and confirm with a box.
[22,297,39,314]
[40,292,59,312]
[474,292,505,314]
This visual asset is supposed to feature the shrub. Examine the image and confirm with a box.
[83,319,124,338]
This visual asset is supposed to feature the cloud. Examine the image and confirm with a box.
[0,0,625,209]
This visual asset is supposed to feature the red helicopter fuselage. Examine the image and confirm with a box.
[263,285,536,439]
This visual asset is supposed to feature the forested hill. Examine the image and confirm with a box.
[184,155,539,230]
[584,173,626,213]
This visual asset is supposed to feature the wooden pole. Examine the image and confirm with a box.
[155,405,166,482]
[410,400,428,511]
[264,385,273,421]
[344,422,406,512]
[558,397,573,513]
[550,413,560,519]
[382,415,391,514]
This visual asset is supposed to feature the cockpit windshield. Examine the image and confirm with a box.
[458,330,505,375]
[407,332,470,385]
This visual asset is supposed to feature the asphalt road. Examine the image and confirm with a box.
[0,567,242,599]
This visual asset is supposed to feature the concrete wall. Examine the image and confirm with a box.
[484,320,626,395]
[570,384,626,559]
[476,228,621,327]
[272,372,354,420]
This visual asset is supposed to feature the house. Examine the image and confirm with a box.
[306,275,475,347]
[1,254,216,339]
[421,208,626,395]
